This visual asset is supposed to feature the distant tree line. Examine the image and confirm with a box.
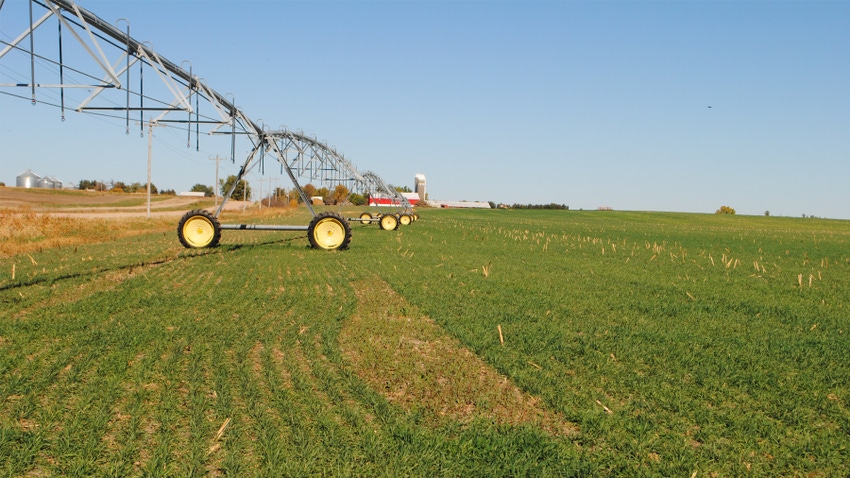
[301,183,366,206]
[77,179,175,195]
[509,203,569,210]
[201,176,368,206]
[190,183,214,197]
[74,176,579,212]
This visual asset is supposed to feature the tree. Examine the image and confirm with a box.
[191,183,214,197]
[220,175,251,201]
[300,184,317,203]
[316,187,331,204]
[330,184,349,205]
[272,187,300,206]
[88,180,107,191]
[395,185,412,193]
[349,193,366,206]
[715,205,736,215]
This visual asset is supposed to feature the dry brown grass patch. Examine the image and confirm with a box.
[339,277,578,437]
[0,208,173,258]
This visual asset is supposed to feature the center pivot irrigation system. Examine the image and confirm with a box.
[0,0,419,250]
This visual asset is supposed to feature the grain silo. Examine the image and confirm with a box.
[16,169,41,188]
[414,173,426,202]
[37,176,59,189]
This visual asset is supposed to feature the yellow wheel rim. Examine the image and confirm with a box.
[380,214,397,230]
[182,215,215,248]
[399,214,411,226]
[360,212,372,225]
[313,217,345,249]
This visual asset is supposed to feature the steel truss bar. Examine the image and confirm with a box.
[2,0,244,130]
[46,0,122,87]
[1,0,407,219]
[361,171,412,212]
[0,9,54,59]
[220,224,308,231]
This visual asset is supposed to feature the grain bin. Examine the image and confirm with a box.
[16,169,41,188]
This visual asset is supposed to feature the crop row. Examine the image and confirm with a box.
[1,208,848,476]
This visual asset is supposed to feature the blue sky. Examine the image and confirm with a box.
[2,0,849,218]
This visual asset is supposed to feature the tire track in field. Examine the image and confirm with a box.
[339,276,579,437]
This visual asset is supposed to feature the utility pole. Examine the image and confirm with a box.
[243,176,249,212]
[257,177,278,209]
[146,119,165,218]
[209,155,222,208]
[147,120,153,218]
[269,178,278,207]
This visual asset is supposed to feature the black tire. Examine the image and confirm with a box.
[308,212,352,250]
[359,212,373,225]
[379,213,399,231]
[177,209,221,248]
[399,214,412,226]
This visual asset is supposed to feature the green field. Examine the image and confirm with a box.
[1,208,848,476]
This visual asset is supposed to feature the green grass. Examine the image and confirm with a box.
[0,208,848,476]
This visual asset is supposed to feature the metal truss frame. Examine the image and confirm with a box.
[1,0,411,233]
